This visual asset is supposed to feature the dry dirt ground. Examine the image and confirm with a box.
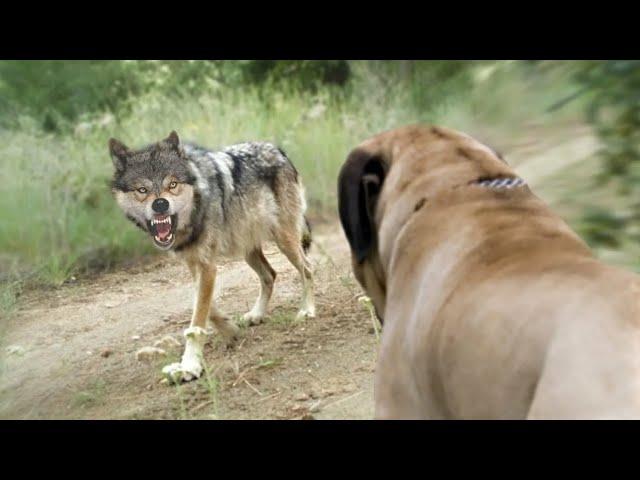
[0,224,378,420]
[0,123,598,420]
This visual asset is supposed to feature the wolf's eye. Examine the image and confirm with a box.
[137,187,147,194]
[169,181,178,189]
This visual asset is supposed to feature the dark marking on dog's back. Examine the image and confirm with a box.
[431,127,450,139]
[414,198,427,212]
[456,147,474,160]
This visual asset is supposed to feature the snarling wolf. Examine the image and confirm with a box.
[109,131,315,383]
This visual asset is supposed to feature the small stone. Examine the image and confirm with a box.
[146,384,153,391]
[131,335,141,341]
[309,401,322,413]
[301,413,315,420]
[100,349,113,358]
[367,327,376,334]
[5,345,25,356]
[154,335,182,350]
[135,346,167,362]
[294,392,310,402]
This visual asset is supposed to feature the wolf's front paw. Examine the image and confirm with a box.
[163,326,208,384]
[162,359,203,384]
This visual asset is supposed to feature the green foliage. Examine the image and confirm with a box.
[0,61,351,133]
[578,207,627,248]
[572,61,640,247]
[235,60,350,88]
[0,60,587,288]
[0,61,143,131]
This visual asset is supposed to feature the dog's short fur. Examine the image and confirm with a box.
[338,124,640,419]
[110,132,315,383]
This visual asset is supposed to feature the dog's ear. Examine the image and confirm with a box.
[108,138,129,171]
[164,131,180,149]
[338,148,387,263]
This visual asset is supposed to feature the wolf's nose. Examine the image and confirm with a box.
[152,197,170,214]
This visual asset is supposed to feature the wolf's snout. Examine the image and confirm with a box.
[152,197,170,214]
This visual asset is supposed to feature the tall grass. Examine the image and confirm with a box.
[0,61,587,292]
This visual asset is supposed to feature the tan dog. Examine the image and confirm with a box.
[338,124,640,419]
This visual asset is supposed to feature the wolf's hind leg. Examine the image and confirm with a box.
[209,307,241,345]
[242,247,276,325]
[275,230,315,320]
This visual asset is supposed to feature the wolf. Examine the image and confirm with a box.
[109,131,315,383]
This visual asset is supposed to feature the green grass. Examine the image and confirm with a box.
[0,281,21,317]
[255,357,284,370]
[358,295,381,342]
[0,61,589,290]
[71,378,107,409]
[269,311,297,326]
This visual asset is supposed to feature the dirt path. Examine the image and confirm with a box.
[0,123,599,420]
[0,224,379,419]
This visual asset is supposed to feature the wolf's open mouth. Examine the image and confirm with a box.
[147,214,178,249]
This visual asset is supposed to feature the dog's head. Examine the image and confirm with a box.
[109,131,196,251]
[338,124,514,321]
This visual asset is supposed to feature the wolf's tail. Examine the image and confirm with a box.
[302,216,312,254]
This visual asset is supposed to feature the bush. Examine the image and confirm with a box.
[572,61,640,247]
[1,60,587,288]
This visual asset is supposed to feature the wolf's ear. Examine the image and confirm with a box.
[337,148,387,263]
[108,138,129,171]
[165,131,180,149]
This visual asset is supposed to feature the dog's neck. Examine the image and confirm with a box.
[376,174,530,289]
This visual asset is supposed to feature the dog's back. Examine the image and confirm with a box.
[389,203,640,419]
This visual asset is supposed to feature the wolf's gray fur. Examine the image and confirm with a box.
[109,131,315,383]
